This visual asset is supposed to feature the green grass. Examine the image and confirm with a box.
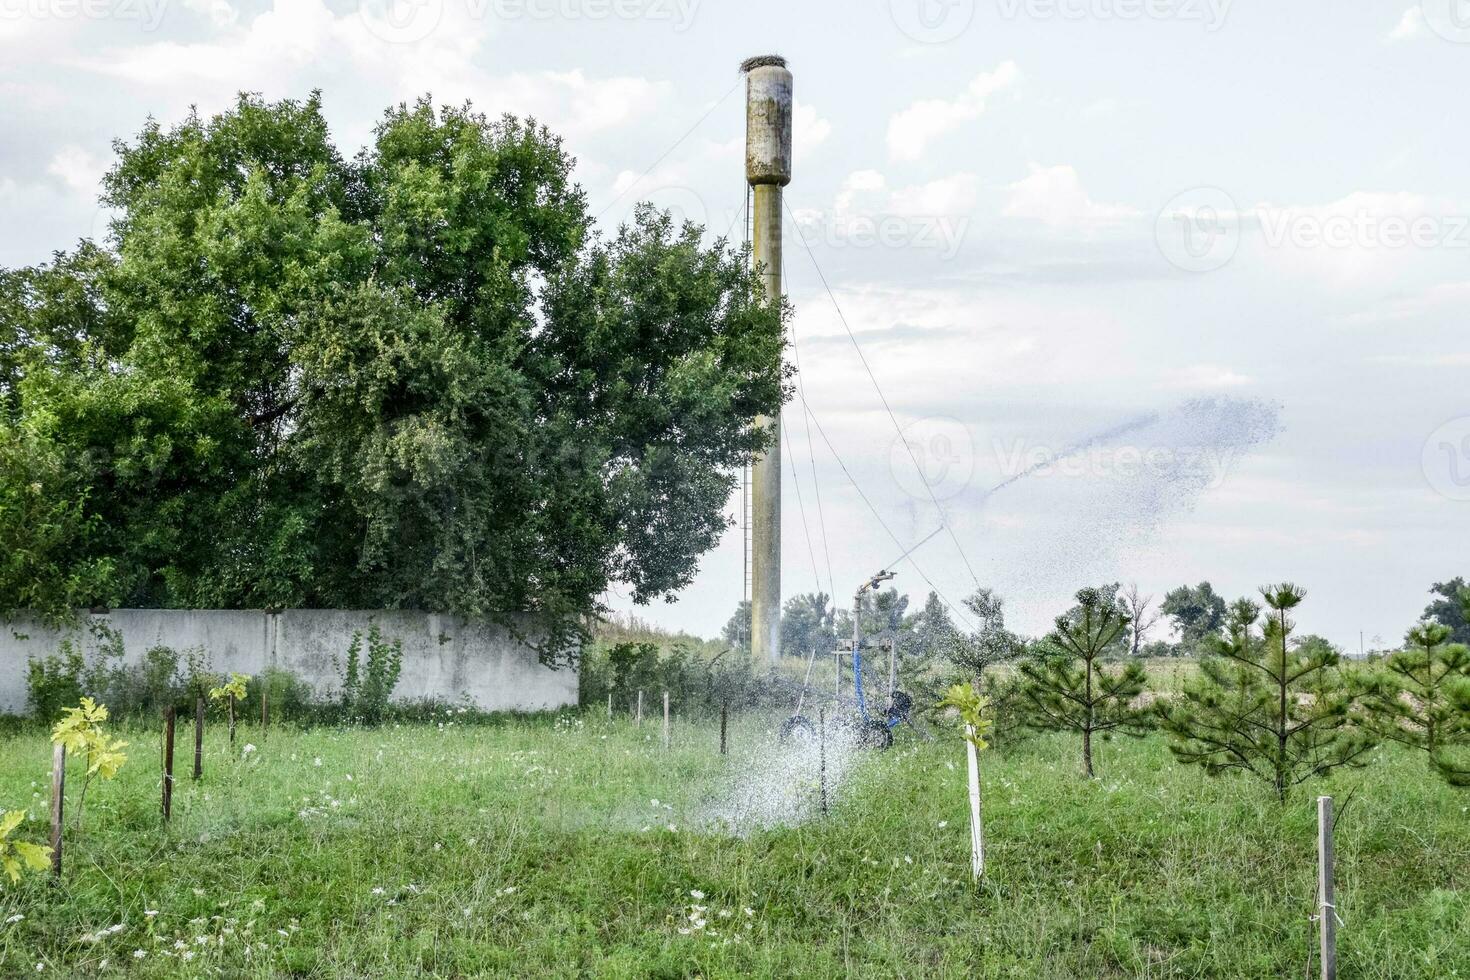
[0,709,1466,978]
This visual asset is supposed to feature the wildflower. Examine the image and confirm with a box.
[313,757,322,767]
[133,950,146,959]
[371,887,385,896]
[144,909,159,918]
[242,744,257,756]
[6,914,23,924]
[743,908,754,917]
[689,890,705,900]
[937,820,948,829]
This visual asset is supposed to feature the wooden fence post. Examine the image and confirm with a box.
[228,694,237,747]
[818,707,828,817]
[636,690,643,728]
[662,692,670,750]
[193,694,205,781]
[49,743,65,879]
[606,692,612,720]
[719,701,728,756]
[1317,795,1337,980]
[162,707,176,823]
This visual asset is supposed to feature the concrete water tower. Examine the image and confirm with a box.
[741,54,792,666]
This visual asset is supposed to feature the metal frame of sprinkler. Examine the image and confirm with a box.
[779,568,913,751]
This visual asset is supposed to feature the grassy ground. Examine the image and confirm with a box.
[0,709,1466,978]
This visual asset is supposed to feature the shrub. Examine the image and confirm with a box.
[25,640,85,724]
[340,624,403,726]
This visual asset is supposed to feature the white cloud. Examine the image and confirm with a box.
[1387,6,1425,41]
[1002,164,1138,227]
[47,145,109,197]
[887,61,1019,162]
[887,173,980,216]
[1171,365,1253,389]
[794,100,831,151]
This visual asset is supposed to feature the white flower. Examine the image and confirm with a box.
[6,914,23,924]
[937,820,948,828]
[689,890,704,900]
[743,907,754,917]
[34,964,43,973]
[242,743,257,756]
[144,910,159,918]
[313,757,322,767]
[133,950,147,959]
[371,887,385,896]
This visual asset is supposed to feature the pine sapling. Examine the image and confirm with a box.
[1020,587,1150,778]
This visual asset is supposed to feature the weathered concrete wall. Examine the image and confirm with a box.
[0,610,577,716]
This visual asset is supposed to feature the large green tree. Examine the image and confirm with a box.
[1423,577,1470,645]
[0,93,787,661]
[1161,580,1228,652]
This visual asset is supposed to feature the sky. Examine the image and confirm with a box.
[3,0,1468,649]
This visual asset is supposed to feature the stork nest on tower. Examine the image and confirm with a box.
[739,55,788,73]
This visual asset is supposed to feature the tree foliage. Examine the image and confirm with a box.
[1422,577,1470,645]
[0,94,787,661]
[1362,622,1470,783]
[1157,585,1374,800]
[1020,586,1150,778]
[1160,581,1228,652]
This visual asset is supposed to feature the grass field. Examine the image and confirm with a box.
[1,709,1466,978]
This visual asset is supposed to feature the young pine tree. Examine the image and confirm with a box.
[1157,584,1374,801]
[1020,587,1150,778]
[1363,622,1470,772]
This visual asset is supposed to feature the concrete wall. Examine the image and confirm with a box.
[0,609,578,716]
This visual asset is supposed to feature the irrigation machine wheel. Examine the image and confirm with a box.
[858,720,894,751]
[778,714,816,743]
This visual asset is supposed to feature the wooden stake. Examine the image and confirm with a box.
[662,691,670,750]
[1317,795,1337,980]
[606,692,612,719]
[636,690,643,727]
[818,707,828,816]
[49,742,65,879]
[719,701,729,756]
[193,694,205,781]
[966,725,985,881]
[228,694,237,747]
[162,707,176,823]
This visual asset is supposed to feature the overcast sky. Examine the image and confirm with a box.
[4,0,1467,648]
